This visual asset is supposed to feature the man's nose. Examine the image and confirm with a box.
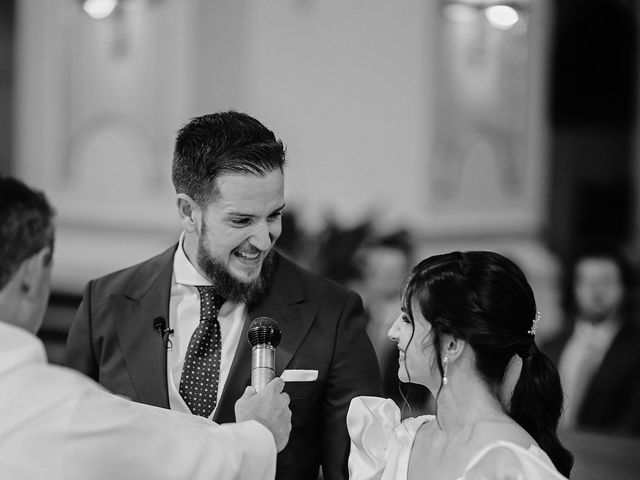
[249,221,272,251]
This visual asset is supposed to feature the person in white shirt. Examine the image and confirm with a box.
[542,246,640,434]
[0,175,291,480]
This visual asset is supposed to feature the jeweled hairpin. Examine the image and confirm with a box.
[528,311,541,336]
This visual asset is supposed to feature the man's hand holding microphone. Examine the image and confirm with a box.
[235,377,291,452]
[234,317,291,452]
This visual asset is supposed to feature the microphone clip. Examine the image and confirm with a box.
[153,317,174,350]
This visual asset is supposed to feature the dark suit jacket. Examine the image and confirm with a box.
[66,246,382,480]
[541,321,640,435]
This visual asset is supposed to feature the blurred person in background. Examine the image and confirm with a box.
[541,246,640,435]
[0,176,291,480]
[65,111,382,480]
[352,230,413,371]
[312,222,431,414]
[350,229,431,412]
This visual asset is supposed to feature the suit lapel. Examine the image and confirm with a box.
[214,254,318,423]
[113,247,175,408]
[581,323,636,413]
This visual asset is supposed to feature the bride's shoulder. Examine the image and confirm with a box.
[463,440,566,480]
[472,417,536,450]
[460,420,566,479]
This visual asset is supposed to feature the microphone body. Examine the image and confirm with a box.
[247,317,282,392]
[251,345,276,392]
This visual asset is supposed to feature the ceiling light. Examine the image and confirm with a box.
[485,5,520,30]
[82,0,118,20]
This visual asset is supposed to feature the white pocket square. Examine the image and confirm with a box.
[281,369,318,382]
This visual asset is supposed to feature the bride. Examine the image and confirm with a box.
[348,251,573,479]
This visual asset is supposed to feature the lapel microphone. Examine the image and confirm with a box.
[247,317,282,392]
[153,317,174,349]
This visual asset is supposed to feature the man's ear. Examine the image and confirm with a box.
[441,333,465,363]
[176,194,200,233]
[20,247,51,297]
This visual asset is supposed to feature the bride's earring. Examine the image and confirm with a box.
[442,356,449,386]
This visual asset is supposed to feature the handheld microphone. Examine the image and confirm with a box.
[247,317,281,392]
[153,317,174,349]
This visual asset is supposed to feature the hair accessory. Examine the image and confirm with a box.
[442,356,449,386]
[527,311,541,336]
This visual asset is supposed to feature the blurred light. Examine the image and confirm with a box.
[442,3,478,23]
[485,5,520,29]
[82,0,118,19]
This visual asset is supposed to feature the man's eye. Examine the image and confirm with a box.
[268,212,283,221]
[231,218,251,226]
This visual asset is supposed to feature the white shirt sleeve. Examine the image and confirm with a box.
[62,381,276,480]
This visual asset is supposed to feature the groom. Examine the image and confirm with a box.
[66,111,382,480]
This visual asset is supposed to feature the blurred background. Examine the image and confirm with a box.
[1,0,639,477]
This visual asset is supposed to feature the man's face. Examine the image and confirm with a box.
[574,257,624,323]
[195,170,284,302]
[360,246,409,300]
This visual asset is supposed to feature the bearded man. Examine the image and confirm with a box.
[542,246,640,434]
[66,111,382,480]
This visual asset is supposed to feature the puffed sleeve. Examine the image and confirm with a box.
[463,441,569,480]
[346,396,402,480]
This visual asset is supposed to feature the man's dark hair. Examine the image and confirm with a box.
[0,176,55,289]
[172,111,286,205]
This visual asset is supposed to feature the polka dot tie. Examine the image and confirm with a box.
[179,286,225,418]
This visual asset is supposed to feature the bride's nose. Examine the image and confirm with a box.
[387,316,401,342]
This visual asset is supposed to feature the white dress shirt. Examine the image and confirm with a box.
[168,233,246,418]
[0,321,276,480]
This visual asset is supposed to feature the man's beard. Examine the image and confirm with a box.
[581,303,617,324]
[196,236,277,305]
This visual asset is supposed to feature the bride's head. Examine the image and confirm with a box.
[387,250,573,477]
[388,250,537,396]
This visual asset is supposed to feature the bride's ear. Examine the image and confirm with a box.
[441,334,465,363]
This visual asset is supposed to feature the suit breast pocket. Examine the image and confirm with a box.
[283,381,316,400]
[280,369,319,399]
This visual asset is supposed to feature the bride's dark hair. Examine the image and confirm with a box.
[402,251,573,477]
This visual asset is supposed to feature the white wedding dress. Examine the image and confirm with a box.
[347,396,569,480]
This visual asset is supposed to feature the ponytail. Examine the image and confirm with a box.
[509,343,573,477]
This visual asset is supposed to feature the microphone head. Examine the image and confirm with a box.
[247,317,282,348]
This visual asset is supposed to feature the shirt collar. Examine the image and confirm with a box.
[173,232,212,287]
[574,315,622,348]
[0,321,47,374]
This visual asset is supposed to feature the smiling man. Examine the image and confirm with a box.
[66,111,382,480]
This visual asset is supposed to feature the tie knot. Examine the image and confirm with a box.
[196,286,225,316]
